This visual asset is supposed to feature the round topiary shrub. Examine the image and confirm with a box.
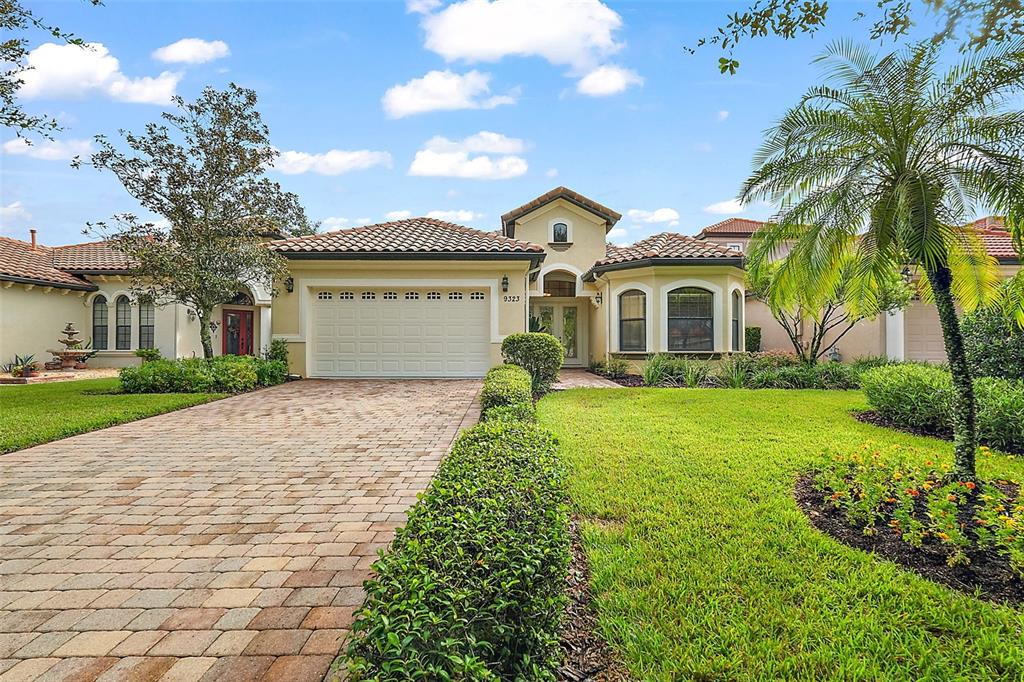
[501,333,564,393]
[961,306,1024,381]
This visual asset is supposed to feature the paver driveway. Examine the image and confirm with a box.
[0,379,480,682]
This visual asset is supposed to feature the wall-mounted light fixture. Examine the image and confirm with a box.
[595,292,603,305]
[501,275,509,293]
[187,309,196,322]
[900,266,912,283]
[284,277,294,293]
[209,320,220,334]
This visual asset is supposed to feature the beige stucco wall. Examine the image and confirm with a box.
[510,199,608,294]
[745,299,886,360]
[271,259,531,377]
[0,284,90,367]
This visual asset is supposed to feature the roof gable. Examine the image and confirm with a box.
[586,232,743,278]
[697,217,768,238]
[0,237,96,290]
[501,187,621,235]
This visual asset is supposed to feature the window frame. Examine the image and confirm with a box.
[666,286,714,352]
[618,289,647,352]
[138,300,155,349]
[115,295,132,350]
[549,218,572,244]
[731,290,742,352]
[92,295,108,350]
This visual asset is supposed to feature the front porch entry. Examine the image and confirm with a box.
[531,298,588,367]
[222,308,254,355]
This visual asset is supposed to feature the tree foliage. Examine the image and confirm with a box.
[89,84,313,358]
[740,39,1024,478]
[1,0,100,137]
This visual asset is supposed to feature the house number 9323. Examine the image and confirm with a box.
[503,295,521,303]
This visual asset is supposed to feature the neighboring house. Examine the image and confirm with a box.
[698,216,1022,362]
[0,231,272,367]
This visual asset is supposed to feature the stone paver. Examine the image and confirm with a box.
[0,379,479,681]
[552,368,621,389]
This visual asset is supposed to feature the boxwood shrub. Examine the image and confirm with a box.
[344,420,570,680]
[481,401,537,423]
[501,333,564,393]
[479,364,532,412]
[961,305,1024,381]
[119,355,287,394]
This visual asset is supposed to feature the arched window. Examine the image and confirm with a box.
[731,290,742,351]
[551,222,569,243]
[115,295,132,350]
[619,290,646,352]
[667,287,713,351]
[139,300,155,349]
[92,295,108,350]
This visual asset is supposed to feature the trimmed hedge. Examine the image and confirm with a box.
[501,333,564,393]
[861,364,1024,452]
[479,364,533,413]
[344,420,570,680]
[119,356,287,394]
[962,306,1024,381]
[745,326,762,352]
[482,401,537,423]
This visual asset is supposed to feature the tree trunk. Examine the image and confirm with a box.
[926,265,977,479]
[198,308,215,359]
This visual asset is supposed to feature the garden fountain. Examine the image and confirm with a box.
[47,322,94,370]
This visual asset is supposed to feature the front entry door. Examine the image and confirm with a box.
[532,301,585,367]
[222,309,254,355]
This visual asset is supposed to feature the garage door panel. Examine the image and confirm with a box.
[311,287,491,377]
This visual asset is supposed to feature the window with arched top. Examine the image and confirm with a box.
[551,222,569,243]
[426,291,441,300]
[361,292,375,300]
[339,291,354,300]
[92,295,108,350]
[470,291,485,300]
[667,287,713,351]
[115,295,132,350]
[448,292,463,300]
[405,292,420,300]
[619,290,646,352]
[138,300,155,349]
[317,291,332,300]
[383,291,398,300]
[731,290,742,351]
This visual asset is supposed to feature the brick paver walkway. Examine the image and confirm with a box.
[551,369,621,389]
[0,379,480,681]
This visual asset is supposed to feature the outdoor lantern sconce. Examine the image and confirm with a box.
[501,275,509,293]
[187,309,196,322]
[900,266,913,283]
[209,320,219,334]
[595,292,603,305]
[284,277,294,293]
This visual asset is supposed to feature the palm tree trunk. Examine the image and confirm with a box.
[925,265,977,479]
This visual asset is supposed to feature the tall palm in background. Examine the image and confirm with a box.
[740,39,1024,479]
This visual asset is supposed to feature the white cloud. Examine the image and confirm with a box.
[546,168,559,178]
[693,142,713,153]
[354,217,374,226]
[408,131,528,180]
[18,43,181,105]
[703,198,745,215]
[607,226,629,245]
[0,202,32,228]
[426,209,481,222]
[273,149,392,175]
[627,208,679,226]
[717,110,730,121]
[407,0,442,14]
[382,69,517,118]
[152,38,230,64]
[385,210,413,220]
[576,64,643,96]
[320,217,350,230]
[446,188,459,198]
[421,0,625,71]
[2,137,93,161]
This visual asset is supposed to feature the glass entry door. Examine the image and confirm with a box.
[222,309,254,355]
[533,302,583,366]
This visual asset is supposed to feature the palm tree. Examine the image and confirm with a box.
[740,39,1024,479]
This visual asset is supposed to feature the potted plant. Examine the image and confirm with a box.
[3,354,39,378]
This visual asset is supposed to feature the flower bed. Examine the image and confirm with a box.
[118,355,287,394]
[802,445,1023,604]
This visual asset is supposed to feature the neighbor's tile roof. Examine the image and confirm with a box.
[594,232,742,268]
[269,217,545,255]
[697,217,768,237]
[501,186,622,230]
[52,241,132,271]
[0,237,96,289]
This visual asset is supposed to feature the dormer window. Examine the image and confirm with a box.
[551,222,570,244]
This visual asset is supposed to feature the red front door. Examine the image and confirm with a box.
[222,309,254,355]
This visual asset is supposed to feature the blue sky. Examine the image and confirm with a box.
[1,0,950,247]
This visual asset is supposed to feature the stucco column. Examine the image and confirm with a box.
[885,308,905,361]
[260,306,272,354]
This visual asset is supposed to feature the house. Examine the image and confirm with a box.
[0,231,272,367]
[698,216,1022,362]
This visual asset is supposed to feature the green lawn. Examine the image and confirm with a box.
[0,378,224,454]
[538,388,1024,681]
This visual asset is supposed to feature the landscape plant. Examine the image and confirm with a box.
[479,363,532,413]
[118,355,286,394]
[961,301,1024,381]
[501,332,564,393]
[740,39,1024,479]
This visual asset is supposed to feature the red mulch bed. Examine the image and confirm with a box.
[854,410,1023,455]
[795,475,1024,606]
[559,517,630,681]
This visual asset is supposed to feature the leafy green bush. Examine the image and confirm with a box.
[345,421,570,680]
[482,401,537,423]
[264,338,290,366]
[501,333,564,393]
[860,364,953,431]
[745,326,762,352]
[714,356,750,388]
[747,350,801,371]
[590,357,629,379]
[480,364,532,411]
[975,377,1024,453]
[962,306,1024,381]
[133,348,163,363]
[641,355,713,387]
[119,355,286,394]
[747,362,859,390]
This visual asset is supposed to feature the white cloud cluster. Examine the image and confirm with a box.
[703,199,745,215]
[627,207,679,226]
[0,201,31,226]
[382,70,516,118]
[384,210,413,220]
[18,43,181,105]
[408,131,527,180]
[153,38,230,64]
[717,110,730,121]
[426,209,481,222]
[3,137,93,161]
[273,149,392,175]
[576,64,643,96]
[606,226,629,244]
[320,216,376,230]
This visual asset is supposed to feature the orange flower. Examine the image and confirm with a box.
[947,494,958,502]
[907,488,920,497]
[965,481,976,490]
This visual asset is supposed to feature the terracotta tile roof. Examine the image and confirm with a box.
[0,237,95,289]
[269,217,545,257]
[975,228,1017,262]
[592,232,743,271]
[697,217,768,237]
[501,186,622,233]
[52,241,132,272]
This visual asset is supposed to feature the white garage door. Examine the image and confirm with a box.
[904,299,946,362]
[310,287,491,378]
